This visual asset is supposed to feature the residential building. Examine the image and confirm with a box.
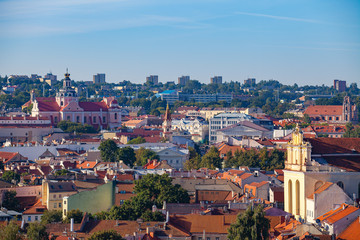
[209,113,273,143]
[146,75,158,85]
[214,121,273,143]
[306,182,353,223]
[316,203,360,236]
[334,79,346,92]
[284,125,360,221]
[42,180,78,211]
[178,75,190,85]
[27,71,123,129]
[303,96,358,123]
[210,76,222,84]
[63,181,115,217]
[93,73,106,84]
[171,117,209,142]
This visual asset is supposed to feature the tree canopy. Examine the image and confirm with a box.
[117,146,136,167]
[135,147,159,166]
[57,120,97,134]
[200,146,222,169]
[26,222,48,240]
[88,230,123,240]
[127,136,146,144]
[2,191,21,212]
[0,220,23,240]
[228,205,270,240]
[2,171,20,183]
[40,210,62,224]
[99,139,119,162]
[94,174,188,221]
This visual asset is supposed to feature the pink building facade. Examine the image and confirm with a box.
[29,72,123,129]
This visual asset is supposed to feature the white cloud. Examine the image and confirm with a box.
[235,11,320,23]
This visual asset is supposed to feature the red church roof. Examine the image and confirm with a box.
[304,105,342,116]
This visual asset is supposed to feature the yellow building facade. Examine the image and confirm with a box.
[284,125,360,221]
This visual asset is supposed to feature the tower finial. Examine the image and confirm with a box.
[66,68,68,74]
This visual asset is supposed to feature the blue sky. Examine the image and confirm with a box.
[0,0,359,85]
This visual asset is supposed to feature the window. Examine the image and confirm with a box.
[103,116,106,123]
[35,216,38,221]
[207,238,210,240]
[216,237,220,240]
[59,203,62,208]
[93,116,96,123]
[198,238,202,240]
[76,116,80,123]
[337,181,344,189]
[120,200,124,205]
[67,116,70,121]
[54,203,57,208]
[64,201,67,205]
[84,116,86,123]
[115,113,117,120]
[64,210,66,216]
[54,116,58,123]
[28,216,31,222]
[59,194,62,198]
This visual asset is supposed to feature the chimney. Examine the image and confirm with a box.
[70,218,74,232]
[166,211,169,223]
[162,201,167,210]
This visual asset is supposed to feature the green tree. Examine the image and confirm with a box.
[228,205,270,240]
[200,146,222,169]
[184,147,201,170]
[127,136,146,144]
[40,210,62,224]
[2,171,20,183]
[54,169,70,176]
[303,114,311,124]
[343,122,360,138]
[0,220,23,240]
[88,230,123,240]
[134,174,189,207]
[26,222,48,240]
[140,209,165,222]
[99,139,119,162]
[117,146,136,167]
[2,191,21,212]
[64,209,83,224]
[135,147,159,166]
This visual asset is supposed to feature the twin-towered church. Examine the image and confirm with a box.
[27,71,124,130]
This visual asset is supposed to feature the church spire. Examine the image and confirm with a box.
[164,104,171,121]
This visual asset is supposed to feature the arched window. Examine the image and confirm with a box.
[76,116,80,123]
[288,180,293,214]
[67,116,70,121]
[114,113,117,120]
[296,180,300,215]
[337,181,344,189]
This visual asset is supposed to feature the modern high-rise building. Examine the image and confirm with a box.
[178,76,190,86]
[244,78,256,86]
[334,79,346,92]
[210,76,222,84]
[93,73,106,84]
[146,75,159,85]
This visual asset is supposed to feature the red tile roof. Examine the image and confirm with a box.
[317,203,360,224]
[304,105,342,116]
[78,101,108,111]
[337,216,360,240]
[36,97,61,111]
[307,138,360,154]
[307,182,333,199]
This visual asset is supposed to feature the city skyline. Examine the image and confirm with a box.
[0,0,359,85]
